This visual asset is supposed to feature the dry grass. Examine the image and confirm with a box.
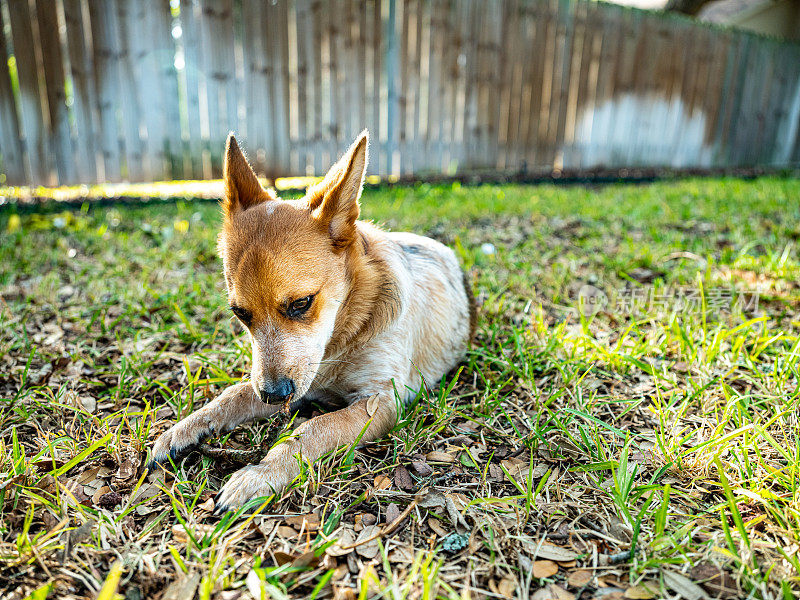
[1,177,799,599]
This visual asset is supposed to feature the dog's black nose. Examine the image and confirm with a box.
[259,378,295,404]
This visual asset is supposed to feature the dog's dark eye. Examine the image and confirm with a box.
[286,295,314,319]
[230,305,252,325]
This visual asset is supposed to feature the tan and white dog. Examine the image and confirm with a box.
[150,131,475,510]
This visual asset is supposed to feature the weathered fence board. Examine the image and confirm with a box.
[7,0,51,184]
[0,4,24,184]
[63,0,99,184]
[0,0,799,187]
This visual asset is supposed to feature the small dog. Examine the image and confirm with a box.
[151,130,475,510]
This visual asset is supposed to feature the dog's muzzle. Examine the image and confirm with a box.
[258,377,295,404]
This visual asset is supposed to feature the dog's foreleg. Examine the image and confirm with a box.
[214,392,397,510]
[150,382,279,468]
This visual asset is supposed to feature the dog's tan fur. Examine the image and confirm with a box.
[151,131,473,509]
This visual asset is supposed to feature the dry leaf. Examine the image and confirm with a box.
[326,527,356,557]
[197,497,215,513]
[550,584,575,600]
[366,394,380,417]
[689,563,739,598]
[567,569,593,588]
[374,475,391,490]
[385,503,400,524]
[91,485,111,505]
[444,493,470,534]
[530,541,579,561]
[428,518,448,537]
[418,489,446,508]
[411,460,433,476]
[161,572,201,600]
[625,584,656,599]
[285,513,320,532]
[273,551,296,566]
[388,545,415,564]
[662,570,710,600]
[394,465,414,491]
[292,550,320,569]
[557,560,576,568]
[77,466,102,485]
[276,525,297,538]
[354,525,380,559]
[115,452,140,481]
[354,512,377,530]
[425,451,455,463]
[533,560,559,578]
[497,576,518,598]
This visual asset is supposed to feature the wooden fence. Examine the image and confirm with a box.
[0,0,799,187]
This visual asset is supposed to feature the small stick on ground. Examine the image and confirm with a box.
[199,410,291,466]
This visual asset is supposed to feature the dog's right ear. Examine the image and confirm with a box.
[223,134,270,217]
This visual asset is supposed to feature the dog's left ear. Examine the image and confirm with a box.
[309,130,368,248]
[223,134,271,218]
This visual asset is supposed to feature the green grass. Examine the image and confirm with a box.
[1,177,799,599]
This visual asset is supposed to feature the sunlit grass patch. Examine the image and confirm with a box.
[0,176,799,598]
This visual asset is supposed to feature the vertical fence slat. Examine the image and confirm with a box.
[62,0,99,183]
[7,0,50,184]
[0,3,25,184]
[142,0,181,180]
[89,0,125,182]
[271,0,291,178]
[125,0,159,181]
[242,0,269,177]
[199,0,236,177]
[497,0,521,171]
[369,0,383,175]
[34,0,75,184]
[115,0,144,181]
[311,0,324,173]
[180,0,206,179]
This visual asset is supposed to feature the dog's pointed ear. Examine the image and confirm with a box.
[223,134,269,217]
[309,130,368,248]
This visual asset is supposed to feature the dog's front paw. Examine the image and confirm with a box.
[214,462,294,513]
[149,411,216,469]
